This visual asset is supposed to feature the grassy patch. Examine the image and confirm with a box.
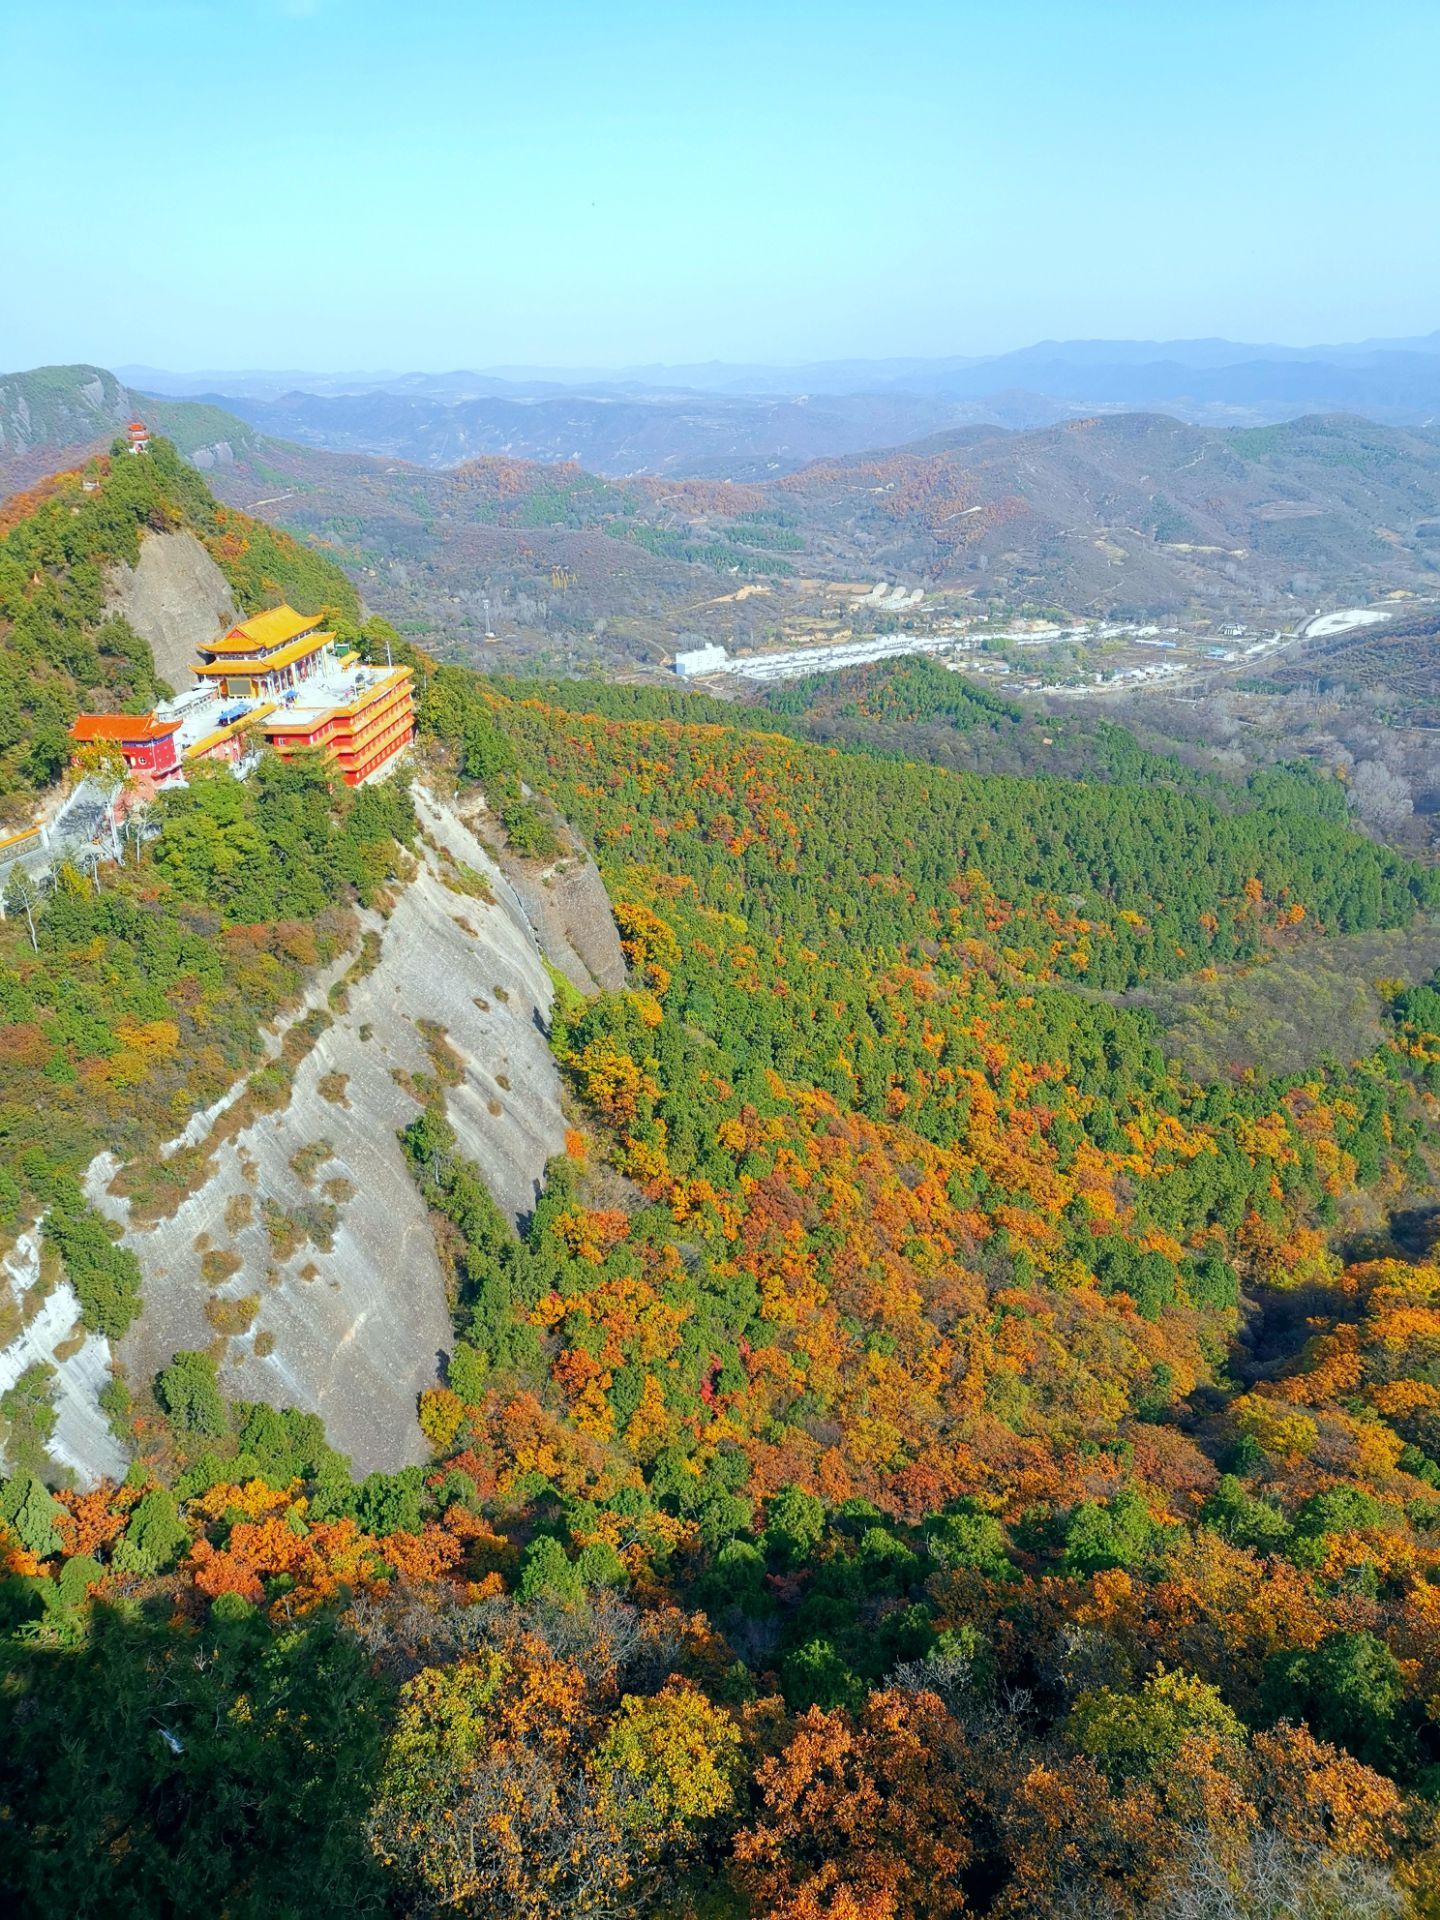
[224,1192,254,1233]
[52,1319,88,1363]
[436,852,495,902]
[317,1072,351,1108]
[543,958,588,1023]
[417,1020,465,1087]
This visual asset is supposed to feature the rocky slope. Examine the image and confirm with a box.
[66,794,583,1477]
[420,786,627,996]
[105,528,239,688]
[0,364,128,463]
[0,1226,127,1485]
[0,779,625,1482]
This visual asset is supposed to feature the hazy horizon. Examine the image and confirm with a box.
[5,0,1438,372]
[99,323,1440,384]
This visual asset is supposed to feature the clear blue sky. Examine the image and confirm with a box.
[4,0,1436,371]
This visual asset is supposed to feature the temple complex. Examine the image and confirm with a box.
[68,604,415,790]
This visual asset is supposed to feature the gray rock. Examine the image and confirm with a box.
[415,787,626,994]
[0,1226,127,1486]
[106,528,238,689]
[82,802,571,1476]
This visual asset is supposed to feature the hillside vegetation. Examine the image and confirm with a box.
[0,365,131,456]
[0,434,366,818]
[775,410,1440,609]
[0,365,259,499]
[195,405,1440,665]
[3,455,1440,1915]
[13,366,1440,673]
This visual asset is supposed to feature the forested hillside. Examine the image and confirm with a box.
[14,367,1440,681]
[0,365,261,499]
[202,400,1440,641]
[0,366,133,466]
[496,653,1378,828]
[4,453,1440,1916]
[0,434,373,819]
[775,410,1440,605]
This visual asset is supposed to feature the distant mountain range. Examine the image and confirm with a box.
[7,364,1439,663]
[108,333,1440,479]
[119,330,1440,396]
[881,346,1440,419]
[197,404,1440,651]
[172,385,993,478]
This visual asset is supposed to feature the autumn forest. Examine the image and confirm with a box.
[3,441,1440,1919]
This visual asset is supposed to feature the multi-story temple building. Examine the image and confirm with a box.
[68,605,416,790]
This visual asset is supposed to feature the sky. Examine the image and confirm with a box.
[3,0,1437,372]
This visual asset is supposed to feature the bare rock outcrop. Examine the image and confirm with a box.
[417,788,627,995]
[501,847,628,994]
[189,441,240,470]
[107,528,237,689]
[0,1227,127,1485]
[81,806,570,1476]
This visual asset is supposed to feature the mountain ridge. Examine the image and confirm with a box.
[8,367,1439,672]
[119,328,1440,393]
[0,364,261,501]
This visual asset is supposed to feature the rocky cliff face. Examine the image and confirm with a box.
[67,793,574,1478]
[188,441,240,470]
[0,363,261,504]
[415,787,627,995]
[0,365,125,498]
[105,528,238,688]
[0,365,126,460]
[0,1227,127,1485]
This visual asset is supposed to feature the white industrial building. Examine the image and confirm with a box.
[673,643,729,677]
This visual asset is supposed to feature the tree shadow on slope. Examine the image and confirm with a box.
[0,1595,391,1920]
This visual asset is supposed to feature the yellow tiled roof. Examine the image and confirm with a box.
[193,632,336,677]
[209,605,325,655]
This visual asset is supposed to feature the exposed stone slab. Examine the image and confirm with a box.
[106,528,237,690]
[414,785,626,995]
[0,1227,127,1486]
[83,808,570,1476]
